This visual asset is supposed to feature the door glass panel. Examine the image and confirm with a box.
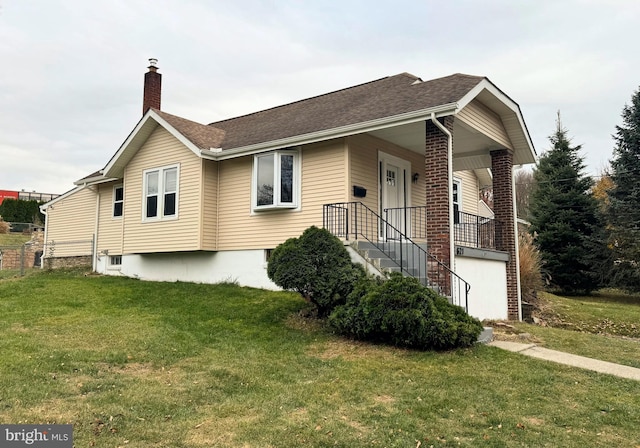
[386,169,396,186]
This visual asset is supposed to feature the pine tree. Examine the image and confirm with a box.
[529,114,603,294]
[609,87,640,291]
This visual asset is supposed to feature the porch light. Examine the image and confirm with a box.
[412,173,419,184]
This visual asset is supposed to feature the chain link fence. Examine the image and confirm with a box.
[0,232,94,277]
[42,238,94,270]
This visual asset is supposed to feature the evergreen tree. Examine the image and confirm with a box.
[608,87,640,291]
[529,114,603,293]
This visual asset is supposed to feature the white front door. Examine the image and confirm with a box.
[380,152,411,239]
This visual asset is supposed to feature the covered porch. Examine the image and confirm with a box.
[327,85,535,319]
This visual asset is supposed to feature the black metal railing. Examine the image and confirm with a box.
[323,202,470,311]
[454,211,496,250]
[384,206,496,250]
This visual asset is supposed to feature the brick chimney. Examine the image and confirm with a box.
[143,58,161,115]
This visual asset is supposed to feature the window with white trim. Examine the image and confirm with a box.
[109,255,122,266]
[453,178,461,224]
[143,164,179,221]
[113,185,123,218]
[253,149,300,210]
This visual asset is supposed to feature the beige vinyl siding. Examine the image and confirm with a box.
[216,139,347,250]
[44,186,96,257]
[96,182,124,255]
[457,99,513,150]
[123,126,203,254]
[454,170,480,215]
[201,160,218,250]
[348,134,426,210]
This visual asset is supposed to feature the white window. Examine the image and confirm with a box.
[253,149,300,210]
[143,164,179,221]
[109,255,122,266]
[113,185,123,218]
[453,178,461,224]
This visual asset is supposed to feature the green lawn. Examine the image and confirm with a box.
[0,233,30,246]
[508,291,640,370]
[1,271,640,447]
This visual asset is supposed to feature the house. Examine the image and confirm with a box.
[41,60,535,321]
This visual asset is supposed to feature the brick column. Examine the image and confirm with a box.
[425,117,453,293]
[491,149,519,320]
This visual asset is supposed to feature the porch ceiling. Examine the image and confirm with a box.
[368,120,501,171]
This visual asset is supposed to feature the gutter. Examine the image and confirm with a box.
[200,103,458,161]
[429,112,455,274]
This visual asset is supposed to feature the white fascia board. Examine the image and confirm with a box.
[73,175,120,186]
[457,79,536,160]
[201,103,458,161]
[103,110,202,177]
[148,110,202,157]
[40,185,86,211]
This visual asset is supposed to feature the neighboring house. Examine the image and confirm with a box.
[41,60,535,321]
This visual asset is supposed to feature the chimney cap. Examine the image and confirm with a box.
[147,58,159,71]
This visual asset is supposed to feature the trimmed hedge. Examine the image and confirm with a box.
[267,226,365,317]
[330,273,483,350]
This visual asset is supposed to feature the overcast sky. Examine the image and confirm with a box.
[1,0,639,195]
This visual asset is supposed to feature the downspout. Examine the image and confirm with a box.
[93,186,100,272]
[430,112,455,273]
[39,204,48,270]
[512,166,523,321]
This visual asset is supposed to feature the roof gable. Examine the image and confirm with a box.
[103,109,223,178]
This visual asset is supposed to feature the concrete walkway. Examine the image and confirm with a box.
[488,340,640,381]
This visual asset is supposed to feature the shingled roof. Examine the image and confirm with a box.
[209,73,485,150]
[154,109,226,150]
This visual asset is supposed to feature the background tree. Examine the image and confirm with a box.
[608,86,640,291]
[0,199,44,224]
[514,169,535,221]
[529,114,604,294]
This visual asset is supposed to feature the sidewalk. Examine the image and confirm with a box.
[488,340,640,381]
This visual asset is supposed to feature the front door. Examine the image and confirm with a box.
[380,152,411,240]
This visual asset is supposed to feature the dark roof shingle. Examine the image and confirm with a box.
[208,73,484,150]
[154,109,226,150]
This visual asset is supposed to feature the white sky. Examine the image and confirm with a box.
[1,0,639,194]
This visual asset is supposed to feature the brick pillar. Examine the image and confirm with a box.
[426,116,454,293]
[491,149,519,320]
[143,59,162,115]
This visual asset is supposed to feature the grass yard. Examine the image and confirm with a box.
[506,291,640,369]
[1,271,640,447]
[0,233,31,246]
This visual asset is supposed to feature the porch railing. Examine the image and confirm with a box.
[323,202,470,311]
[384,206,497,250]
[455,211,496,249]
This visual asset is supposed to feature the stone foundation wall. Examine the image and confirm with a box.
[0,230,45,270]
[44,255,92,270]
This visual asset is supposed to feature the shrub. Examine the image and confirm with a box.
[519,232,545,304]
[329,273,483,350]
[0,216,9,234]
[267,226,365,317]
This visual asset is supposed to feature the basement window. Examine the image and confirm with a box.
[253,149,300,211]
[109,255,122,266]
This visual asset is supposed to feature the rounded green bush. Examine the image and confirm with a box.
[329,273,483,350]
[267,226,365,317]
